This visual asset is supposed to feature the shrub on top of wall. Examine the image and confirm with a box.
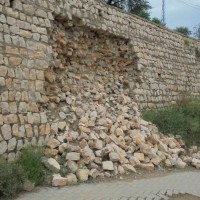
[183,39,190,47]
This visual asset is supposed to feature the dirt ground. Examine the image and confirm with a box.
[169,194,200,200]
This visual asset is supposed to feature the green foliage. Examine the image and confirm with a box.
[174,26,192,36]
[105,0,151,14]
[19,146,48,185]
[143,98,200,147]
[195,48,200,58]
[98,9,103,17]
[0,158,25,199]
[133,10,151,20]
[151,17,164,26]
[184,39,190,47]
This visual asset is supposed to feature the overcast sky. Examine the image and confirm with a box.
[148,0,200,32]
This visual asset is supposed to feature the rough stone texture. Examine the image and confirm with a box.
[66,173,78,185]
[76,169,89,182]
[52,174,68,187]
[44,158,60,173]
[0,0,200,161]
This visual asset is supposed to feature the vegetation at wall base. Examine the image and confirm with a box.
[0,146,51,199]
[143,98,200,147]
[0,158,25,199]
[19,146,50,185]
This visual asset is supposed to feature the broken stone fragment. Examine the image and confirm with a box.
[52,174,68,187]
[102,161,114,171]
[66,173,77,185]
[66,152,80,161]
[76,169,89,182]
[23,180,35,192]
[109,152,120,162]
[46,138,60,149]
[192,158,200,169]
[44,158,60,173]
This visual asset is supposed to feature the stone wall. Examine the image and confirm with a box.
[0,0,200,158]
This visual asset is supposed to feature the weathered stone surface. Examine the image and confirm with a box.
[45,158,60,173]
[8,137,17,151]
[109,152,120,162]
[66,173,77,185]
[0,141,7,155]
[140,163,155,171]
[52,174,67,187]
[46,139,60,149]
[66,152,80,161]
[76,169,89,182]
[23,180,35,192]
[102,161,114,171]
[134,153,145,161]
[66,160,78,173]
[1,124,12,140]
[192,158,200,169]
[151,156,162,166]
[81,146,95,163]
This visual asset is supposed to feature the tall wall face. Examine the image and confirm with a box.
[0,0,200,158]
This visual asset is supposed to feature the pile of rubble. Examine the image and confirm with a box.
[44,109,200,187]
[41,22,200,187]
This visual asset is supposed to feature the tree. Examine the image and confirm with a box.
[194,24,200,39]
[104,0,151,15]
[174,26,191,36]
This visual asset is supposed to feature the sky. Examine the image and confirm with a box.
[148,0,200,32]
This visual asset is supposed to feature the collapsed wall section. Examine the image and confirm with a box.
[42,18,139,142]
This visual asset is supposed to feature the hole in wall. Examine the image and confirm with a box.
[10,0,14,8]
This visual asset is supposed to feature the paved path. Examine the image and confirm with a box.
[17,172,200,200]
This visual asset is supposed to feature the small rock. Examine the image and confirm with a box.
[122,164,136,173]
[89,169,100,178]
[140,163,154,171]
[151,156,162,166]
[175,158,186,169]
[66,152,80,161]
[192,158,200,169]
[44,158,60,173]
[46,139,60,149]
[118,166,125,174]
[134,152,144,161]
[76,169,89,182]
[102,161,114,171]
[66,160,78,173]
[52,174,68,187]
[109,152,120,162]
[66,173,77,185]
[23,180,35,192]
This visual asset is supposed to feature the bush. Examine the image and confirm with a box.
[0,158,25,199]
[19,146,48,185]
[143,98,200,147]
